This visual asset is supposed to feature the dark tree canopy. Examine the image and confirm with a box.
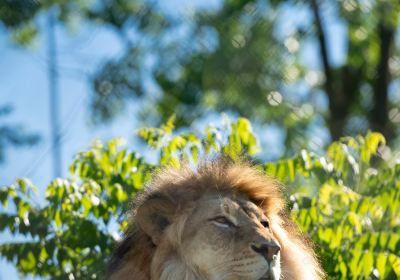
[1,0,399,151]
[88,0,400,145]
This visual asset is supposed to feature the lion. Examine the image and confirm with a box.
[107,159,325,280]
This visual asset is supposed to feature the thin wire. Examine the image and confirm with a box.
[20,93,87,179]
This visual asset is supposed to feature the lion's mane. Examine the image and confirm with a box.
[107,159,325,280]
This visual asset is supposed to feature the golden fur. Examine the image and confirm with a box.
[107,159,325,280]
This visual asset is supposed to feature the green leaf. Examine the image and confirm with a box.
[361,132,385,163]
[389,254,400,277]
[376,253,387,278]
[0,189,9,207]
[362,251,373,277]
[287,160,295,181]
[19,251,36,271]
[54,211,62,229]
[11,23,38,46]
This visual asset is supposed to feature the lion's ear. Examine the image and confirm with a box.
[136,196,175,245]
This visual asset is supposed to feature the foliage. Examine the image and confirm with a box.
[2,0,399,147]
[266,132,400,279]
[79,0,400,142]
[0,117,399,279]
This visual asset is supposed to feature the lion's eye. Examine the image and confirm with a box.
[261,220,270,228]
[212,216,235,228]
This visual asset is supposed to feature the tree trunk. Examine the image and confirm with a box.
[310,0,360,141]
[370,22,395,140]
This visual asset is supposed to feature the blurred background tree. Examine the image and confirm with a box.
[0,104,40,164]
[1,0,399,156]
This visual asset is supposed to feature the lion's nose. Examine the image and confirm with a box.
[251,242,280,263]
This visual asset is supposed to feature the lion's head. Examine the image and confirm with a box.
[107,159,325,280]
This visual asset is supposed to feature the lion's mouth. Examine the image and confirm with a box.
[258,276,273,280]
[258,271,278,280]
[259,274,280,280]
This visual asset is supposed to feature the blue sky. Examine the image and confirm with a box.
[0,2,348,278]
[0,18,139,278]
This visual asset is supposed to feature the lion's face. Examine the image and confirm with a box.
[179,194,281,280]
[136,192,281,280]
[108,161,325,280]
